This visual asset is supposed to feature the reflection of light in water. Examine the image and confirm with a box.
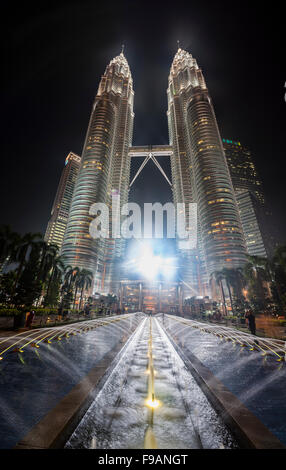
[144,426,157,449]
[0,315,133,361]
[90,436,97,449]
[0,396,28,435]
[66,316,239,450]
[145,398,160,409]
[0,315,145,450]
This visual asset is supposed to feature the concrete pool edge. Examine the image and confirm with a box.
[165,329,285,450]
[13,322,141,449]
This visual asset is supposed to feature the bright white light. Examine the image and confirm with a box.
[137,245,159,280]
[145,398,160,408]
[126,242,178,281]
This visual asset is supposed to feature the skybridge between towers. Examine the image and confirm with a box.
[61,48,247,301]
[128,145,173,188]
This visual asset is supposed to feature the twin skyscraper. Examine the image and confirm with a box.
[58,48,247,296]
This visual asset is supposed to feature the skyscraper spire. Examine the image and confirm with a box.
[59,47,246,300]
[167,49,246,296]
[61,52,134,293]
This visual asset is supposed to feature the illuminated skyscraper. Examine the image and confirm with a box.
[45,152,81,250]
[57,48,248,299]
[167,48,246,295]
[223,139,275,257]
[223,139,264,204]
[61,52,134,293]
[235,190,268,257]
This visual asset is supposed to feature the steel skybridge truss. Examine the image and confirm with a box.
[129,151,172,188]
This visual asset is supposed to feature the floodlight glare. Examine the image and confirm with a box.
[126,242,178,281]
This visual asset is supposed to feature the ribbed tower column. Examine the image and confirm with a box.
[187,91,246,274]
[61,52,134,293]
[167,48,246,292]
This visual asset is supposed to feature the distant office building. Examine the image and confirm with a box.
[223,139,264,203]
[45,152,81,250]
[223,139,275,258]
[235,190,267,257]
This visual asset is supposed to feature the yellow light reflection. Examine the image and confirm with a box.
[145,399,160,409]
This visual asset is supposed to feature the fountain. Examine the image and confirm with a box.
[65,315,238,449]
[0,313,144,449]
[1,312,285,449]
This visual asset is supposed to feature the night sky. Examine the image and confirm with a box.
[2,1,286,244]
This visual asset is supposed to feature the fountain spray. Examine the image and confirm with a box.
[144,317,159,449]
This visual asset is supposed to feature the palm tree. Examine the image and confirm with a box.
[106,293,117,305]
[105,293,117,313]
[184,296,196,316]
[210,270,227,315]
[240,247,286,314]
[273,246,286,271]
[14,242,43,307]
[44,254,66,307]
[242,255,271,313]
[64,266,79,290]
[78,269,93,310]
[0,225,21,272]
[243,255,269,290]
[219,268,235,313]
[72,269,83,310]
[11,232,43,296]
[233,267,246,299]
[61,266,80,310]
[268,246,286,310]
[246,255,271,278]
[0,270,17,304]
[38,242,59,283]
[219,267,246,314]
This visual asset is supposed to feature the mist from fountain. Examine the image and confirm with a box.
[0,313,144,449]
[160,314,286,445]
[66,315,237,449]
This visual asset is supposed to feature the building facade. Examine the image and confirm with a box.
[167,49,247,297]
[119,280,182,314]
[45,152,81,250]
[235,190,268,257]
[61,52,134,293]
[55,48,249,300]
[223,139,275,258]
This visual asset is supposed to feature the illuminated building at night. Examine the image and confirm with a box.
[167,49,246,296]
[45,152,81,250]
[61,51,134,293]
[235,190,268,257]
[223,139,275,257]
[223,139,264,204]
[57,48,248,299]
[119,280,182,314]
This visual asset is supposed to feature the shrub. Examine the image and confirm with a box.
[0,307,59,317]
[0,308,22,317]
